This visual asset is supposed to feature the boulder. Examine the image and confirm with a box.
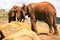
[3,29,40,40]
[0,21,31,37]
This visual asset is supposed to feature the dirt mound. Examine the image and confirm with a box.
[0,21,40,40]
[0,21,31,37]
[3,29,40,40]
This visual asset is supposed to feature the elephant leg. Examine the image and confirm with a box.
[31,18,36,31]
[28,5,39,34]
[47,16,54,35]
[53,25,58,35]
[48,25,54,35]
[31,18,38,34]
[53,16,58,35]
[30,15,39,34]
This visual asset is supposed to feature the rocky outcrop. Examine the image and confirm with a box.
[0,21,40,40]
[3,29,40,40]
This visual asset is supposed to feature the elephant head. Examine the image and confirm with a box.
[8,5,21,22]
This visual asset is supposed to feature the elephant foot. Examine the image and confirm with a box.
[53,30,59,35]
[53,25,59,35]
[48,29,54,36]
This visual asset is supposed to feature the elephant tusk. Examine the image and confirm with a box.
[16,17,18,21]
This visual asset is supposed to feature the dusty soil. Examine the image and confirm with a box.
[0,17,60,40]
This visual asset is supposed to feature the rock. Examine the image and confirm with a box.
[0,21,31,37]
[3,29,40,40]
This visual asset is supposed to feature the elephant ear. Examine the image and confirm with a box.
[21,3,27,17]
[22,3,27,11]
[22,3,26,8]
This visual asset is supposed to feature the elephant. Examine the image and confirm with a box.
[8,5,25,23]
[20,2,58,35]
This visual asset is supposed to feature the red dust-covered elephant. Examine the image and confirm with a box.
[20,2,58,35]
[8,5,25,22]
